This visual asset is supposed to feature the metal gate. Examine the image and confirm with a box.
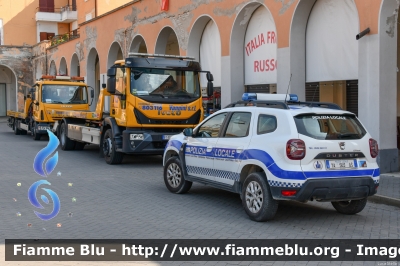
[246,84,270,94]
[346,80,358,116]
[305,82,320,102]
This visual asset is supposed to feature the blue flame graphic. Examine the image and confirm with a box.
[28,180,60,221]
[33,130,59,177]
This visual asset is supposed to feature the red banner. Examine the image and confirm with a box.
[161,0,169,11]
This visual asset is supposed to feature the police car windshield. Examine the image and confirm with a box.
[42,85,88,104]
[294,114,367,140]
[130,69,201,100]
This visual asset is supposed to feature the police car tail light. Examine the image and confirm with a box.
[286,139,306,160]
[281,190,297,197]
[369,138,378,158]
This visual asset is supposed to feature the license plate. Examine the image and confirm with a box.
[38,126,50,131]
[326,159,358,170]
[162,135,173,140]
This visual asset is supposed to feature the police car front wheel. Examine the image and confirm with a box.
[164,156,192,194]
[242,172,278,222]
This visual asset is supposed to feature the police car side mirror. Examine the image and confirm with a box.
[183,128,193,137]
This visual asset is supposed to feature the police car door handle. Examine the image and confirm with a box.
[207,146,213,152]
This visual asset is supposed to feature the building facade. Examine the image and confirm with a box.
[0,0,399,173]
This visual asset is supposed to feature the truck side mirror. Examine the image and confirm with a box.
[91,88,94,98]
[206,72,214,82]
[207,81,213,97]
[107,77,116,94]
[183,128,193,137]
[30,88,36,101]
[107,67,117,94]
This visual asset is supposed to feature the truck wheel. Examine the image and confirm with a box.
[60,122,75,150]
[331,198,367,215]
[241,172,278,222]
[32,124,42,140]
[74,142,86,150]
[102,129,123,164]
[13,120,21,135]
[164,156,192,194]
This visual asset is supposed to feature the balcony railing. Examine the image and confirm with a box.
[50,29,80,47]
[36,5,77,22]
[37,5,77,13]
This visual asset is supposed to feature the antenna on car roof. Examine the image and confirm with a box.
[284,74,292,104]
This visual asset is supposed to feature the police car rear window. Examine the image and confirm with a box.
[294,114,367,140]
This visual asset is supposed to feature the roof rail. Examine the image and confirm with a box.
[288,101,342,110]
[225,100,289,109]
[128,53,195,61]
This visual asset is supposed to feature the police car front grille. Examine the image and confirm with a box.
[314,152,365,159]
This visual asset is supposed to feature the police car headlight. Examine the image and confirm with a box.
[130,134,144,140]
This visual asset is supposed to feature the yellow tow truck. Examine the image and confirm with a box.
[7,75,92,143]
[54,53,213,164]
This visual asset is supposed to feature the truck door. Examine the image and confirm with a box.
[213,112,252,185]
[184,112,227,181]
[32,84,40,120]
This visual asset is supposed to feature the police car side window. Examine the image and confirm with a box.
[195,113,227,138]
[224,112,251,138]
[257,114,277,135]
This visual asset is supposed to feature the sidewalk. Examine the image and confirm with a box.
[369,173,400,208]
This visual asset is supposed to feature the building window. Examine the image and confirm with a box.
[40,32,55,42]
[85,13,92,21]
[0,19,3,45]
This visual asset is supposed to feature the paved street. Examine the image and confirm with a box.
[0,121,399,266]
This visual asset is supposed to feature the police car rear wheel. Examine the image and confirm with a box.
[331,198,367,215]
[242,172,278,222]
[164,156,192,194]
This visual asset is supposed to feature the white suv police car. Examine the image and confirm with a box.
[163,93,380,222]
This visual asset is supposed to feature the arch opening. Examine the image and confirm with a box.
[129,35,148,54]
[230,3,276,106]
[49,60,57,76]
[304,0,359,115]
[87,48,100,111]
[70,53,80,77]
[188,16,222,111]
[59,57,68,76]
[155,27,180,55]
[0,65,17,115]
[107,42,124,69]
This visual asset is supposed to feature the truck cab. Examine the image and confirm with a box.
[58,53,213,164]
[7,75,91,140]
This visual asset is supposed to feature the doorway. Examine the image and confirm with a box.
[0,84,6,116]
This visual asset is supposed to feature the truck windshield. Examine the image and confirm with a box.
[130,69,201,101]
[42,85,88,104]
[294,114,367,140]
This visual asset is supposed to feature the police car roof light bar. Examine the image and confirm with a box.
[242,93,299,102]
[128,53,195,61]
[226,100,289,109]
